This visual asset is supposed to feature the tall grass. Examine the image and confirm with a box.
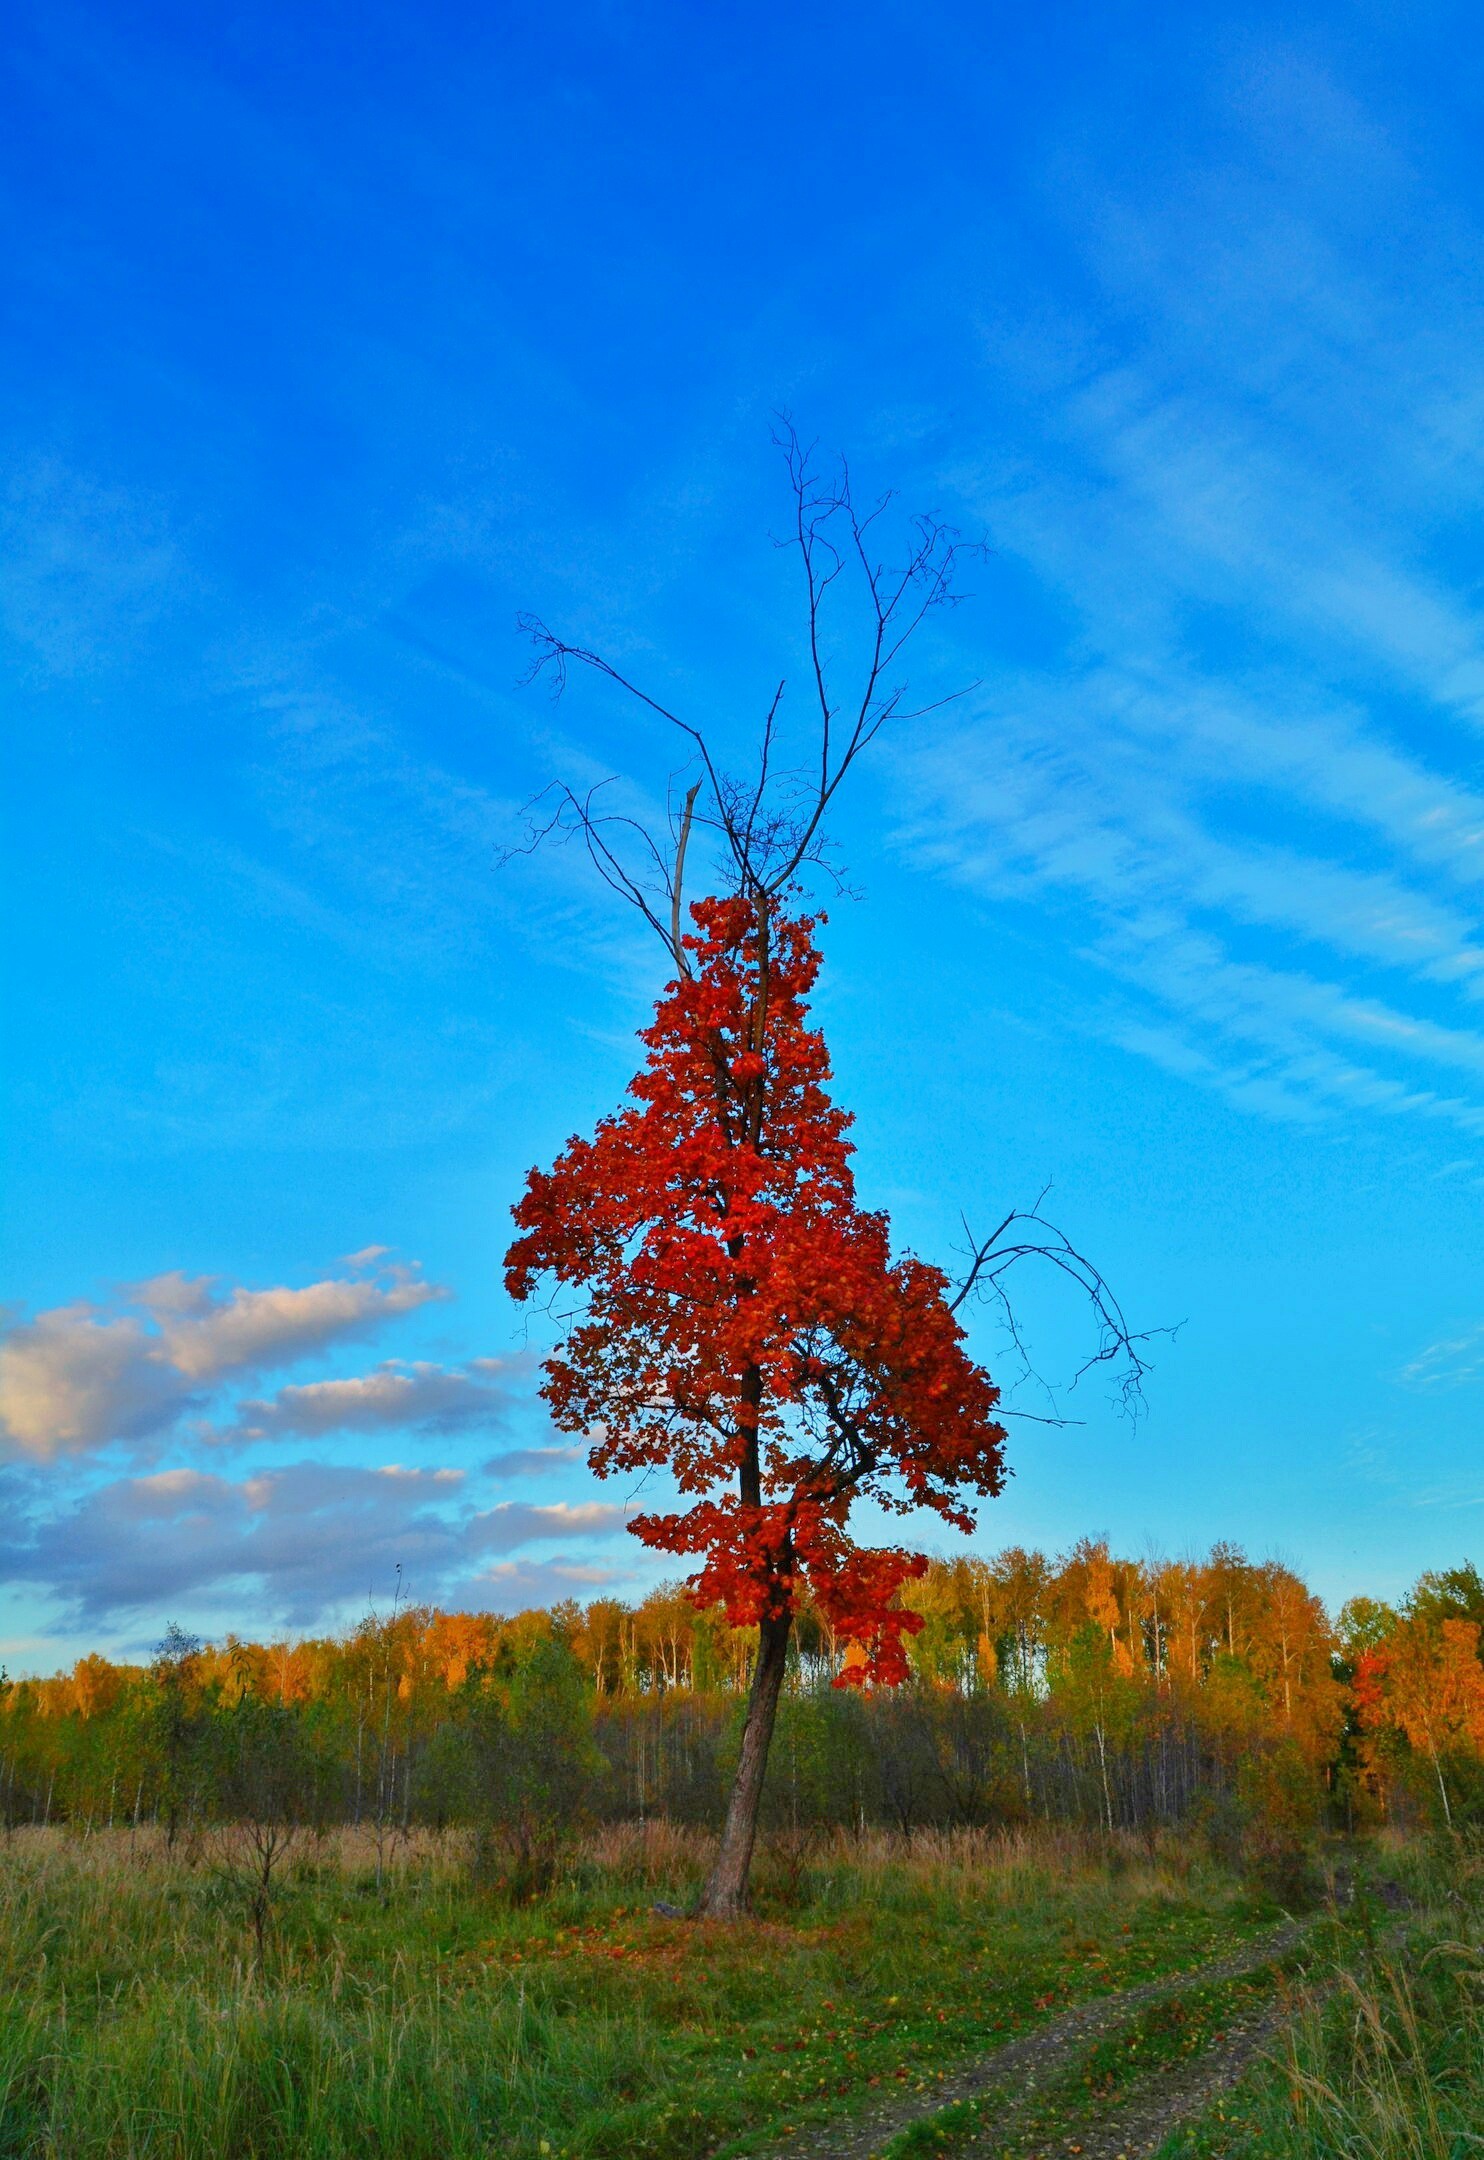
[0,1832,666,2158]
[1284,1946,1484,2158]
[0,1964,668,2157]
[0,1822,1277,2160]
[1159,1837,1484,2160]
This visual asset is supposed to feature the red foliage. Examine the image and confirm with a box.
[506,895,1006,1684]
[1351,1646,1389,1727]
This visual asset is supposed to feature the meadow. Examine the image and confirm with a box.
[0,1822,1288,2158]
[1154,1834,1484,2160]
[4,1548,1482,2154]
[1,1820,1476,2160]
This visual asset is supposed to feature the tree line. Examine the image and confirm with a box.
[3,1543,1481,1852]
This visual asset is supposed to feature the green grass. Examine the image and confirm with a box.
[879,1946,1311,2158]
[1150,1840,1484,2160]
[869,1837,1484,2160]
[0,1823,1280,2159]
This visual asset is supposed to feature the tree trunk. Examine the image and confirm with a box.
[1428,1735,1453,1830]
[697,1609,792,1918]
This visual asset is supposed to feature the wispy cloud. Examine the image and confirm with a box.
[244,658,666,1000]
[483,1445,584,1478]
[474,1558,629,1605]
[1398,1323,1484,1391]
[902,58,1484,1145]
[0,458,182,679]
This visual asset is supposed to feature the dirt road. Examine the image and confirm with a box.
[750,1918,1310,2160]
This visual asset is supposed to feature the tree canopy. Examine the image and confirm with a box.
[508,894,1006,1685]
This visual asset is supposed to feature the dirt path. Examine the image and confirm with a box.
[1051,1881,1416,2160]
[749,1919,1309,2160]
[1032,2000,1286,2159]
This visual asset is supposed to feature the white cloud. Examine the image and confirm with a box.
[0,1306,182,1459]
[233,1359,509,1439]
[0,1462,631,1627]
[129,1271,217,1318]
[150,1269,445,1383]
[0,1258,449,1463]
[1398,1323,1484,1391]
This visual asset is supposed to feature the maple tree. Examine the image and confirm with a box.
[506,890,1007,1911]
[503,426,1156,1912]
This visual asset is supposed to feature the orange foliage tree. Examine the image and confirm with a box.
[507,893,1006,1913]
[1355,1612,1484,1827]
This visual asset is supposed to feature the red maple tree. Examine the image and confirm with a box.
[507,428,1153,1909]
[506,889,1006,1913]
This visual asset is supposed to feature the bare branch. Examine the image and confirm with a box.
[737,680,786,883]
[516,613,738,879]
[949,1190,1180,1423]
[501,777,681,961]
[510,426,985,926]
[669,782,700,973]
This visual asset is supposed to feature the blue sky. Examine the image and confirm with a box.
[4,0,1484,1671]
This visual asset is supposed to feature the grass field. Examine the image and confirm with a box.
[856,1832,1484,2160]
[0,1823,1287,2160]
[1152,1836,1484,2160]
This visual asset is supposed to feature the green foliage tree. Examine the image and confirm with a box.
[148,1623,204,1851]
